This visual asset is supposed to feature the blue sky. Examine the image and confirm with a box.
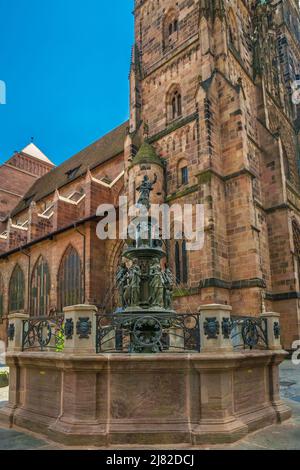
[0,0,133,165]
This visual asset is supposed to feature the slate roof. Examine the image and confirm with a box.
[12,121,128,217]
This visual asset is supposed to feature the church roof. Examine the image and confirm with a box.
[21,143,54,166]
[12,121,128,216]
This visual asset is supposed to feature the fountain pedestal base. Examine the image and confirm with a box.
[0,350,291,447]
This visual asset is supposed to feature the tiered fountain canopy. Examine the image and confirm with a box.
[115,172,176,352]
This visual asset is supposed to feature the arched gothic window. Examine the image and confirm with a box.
[0,274,4,322]
[58,246,83,311]
[174,240,189,286]
[172,92,182,120]
[168,18,178,36]
[163,9,179,49]
[9,265,25,312]
[167,86,182,122]
[31,256,50,317]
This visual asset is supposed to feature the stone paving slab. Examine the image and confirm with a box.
[227,400,300,450]
[0,360,300,450]
[279,361,300,403]
[0,429,54,450]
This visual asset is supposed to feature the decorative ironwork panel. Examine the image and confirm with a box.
[58,246,83,311]
[204,317,220,339]
[222,318,233,339]
[231,316,268,350]
[274,322,281,340]
[65,318,74,340]
[9,265,25,312]
[31,257,50,317]
[96,313,201,354]
[8,323,15,342]
[22,316,65,352]
[76,317,92,339]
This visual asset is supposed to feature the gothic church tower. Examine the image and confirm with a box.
[125,0,300,349]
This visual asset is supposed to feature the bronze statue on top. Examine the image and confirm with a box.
[136,174,157,209]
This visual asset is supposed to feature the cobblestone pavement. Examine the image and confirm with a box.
[0,361,300,450]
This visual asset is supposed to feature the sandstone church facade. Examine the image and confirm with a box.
[0,0,300,350]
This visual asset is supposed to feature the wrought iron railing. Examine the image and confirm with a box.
[22,315,65,352]
[230,316,268,350]
[96,313,201,354]
[20,313,269,353]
